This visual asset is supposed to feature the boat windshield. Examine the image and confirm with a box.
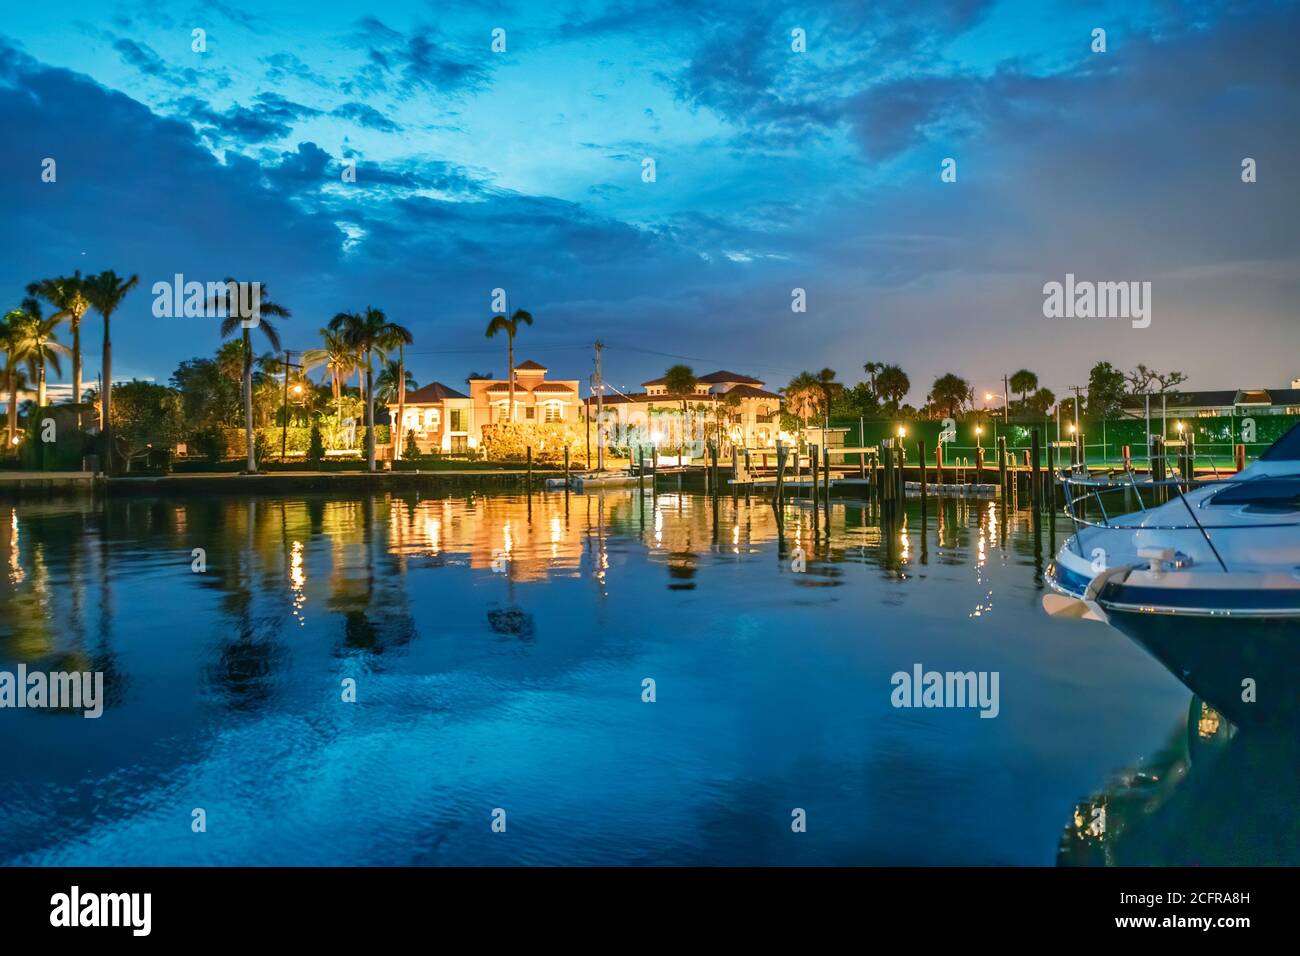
[1261,422,1300,461]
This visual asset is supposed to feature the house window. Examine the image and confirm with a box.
[544,403,561,423]
[525,407,535,420]
[450,436,468,454]
[424,409,440,429]
[449,408,467,432]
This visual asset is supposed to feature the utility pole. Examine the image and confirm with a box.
[280,350,303,462]
[593,340,605,472]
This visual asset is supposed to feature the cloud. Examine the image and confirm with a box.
[113,37,201,87]
[174,91,322,144]
[331,101,402,133]
[342,17,489,98]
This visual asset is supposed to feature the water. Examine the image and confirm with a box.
[0,489,1227,865]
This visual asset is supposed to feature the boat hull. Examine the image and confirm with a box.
[1105,609,1300,727]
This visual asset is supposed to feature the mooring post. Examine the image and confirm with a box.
[526,446,533,491]
[998,436,1008,506]
[710,441,719,501]
[822,444,831,525]
[810,443,820,510]
[1030,429,1042,513]
[918,440,927,514]
[775,440,787,514]
[935,442,944,486]
[564,445,570,495]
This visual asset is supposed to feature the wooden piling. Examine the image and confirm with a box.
[526,446,533,490]
[1030,429,1041,513]
[918,440,927,513]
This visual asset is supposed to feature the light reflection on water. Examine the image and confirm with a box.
[0,490,1215,865]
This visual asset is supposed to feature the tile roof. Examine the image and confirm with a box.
[404,382,469,403]
[514,360,547,370]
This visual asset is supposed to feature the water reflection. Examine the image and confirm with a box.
[1060,699,1300,866]
[0,489,1211,866]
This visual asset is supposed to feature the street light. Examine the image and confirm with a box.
[975,424,983,450]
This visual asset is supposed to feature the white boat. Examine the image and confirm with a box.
[1044,422,1300,724]
[544,471,643,493]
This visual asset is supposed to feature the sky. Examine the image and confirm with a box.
[2,0,1298,404]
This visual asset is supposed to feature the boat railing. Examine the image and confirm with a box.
[1058,471,1299,574]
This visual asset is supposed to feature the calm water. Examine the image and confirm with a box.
[0,488,1263,865]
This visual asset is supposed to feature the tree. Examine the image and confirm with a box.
[863,361,884,401]
[663,364,698,459]
[875,364,910,410]
[813,368,840,428]
[303,328,355,421]
[84,270,140,474]
[1026,387,1056,417]
[929,373,972,418]
[210,280,289,472]
[403,429,419,460]
[17,300,71,409]
[308,424,326,467]
[1125,364,1187,396]
[171,357,240,430]
[783,371,821,444]
[27,272,91,412]
[1085,362,1127,419]
[329,307,411,471]
[1009,369,1038,408]
[1,309,36,449]
[484,309,533,422]
[376,359,418,405]
[109,380,185,473]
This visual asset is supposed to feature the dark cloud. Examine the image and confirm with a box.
[174,91,322,143]
[113,37,200,87]
[332,101,403,133]
[341,16,489,98]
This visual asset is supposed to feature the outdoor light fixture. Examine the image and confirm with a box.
[975,425,982,435]
[1069,423,1077,434]
[897,426,906,438]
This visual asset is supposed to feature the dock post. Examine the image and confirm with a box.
[636,444,644,493]
[564,445,570,495]
[652,447,659,499]
[1030,429,1042,513]
[710,441,719,501]
[774,440,787,517]
[998,436,1008,507]
[918,440,927,515]
[731,446,739,500]
[822,444,831,526]
[976,446,984,486]
[935,443,944,486]
[810,443,820,510]
[1234,442,1246,473]
[527,446,533,491]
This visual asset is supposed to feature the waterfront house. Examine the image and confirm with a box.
[1121,386,1300,419]
[468,361,583,429]
[396,382,475,454]
[583,370,784,452]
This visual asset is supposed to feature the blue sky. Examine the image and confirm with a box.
[2,0,1298,401]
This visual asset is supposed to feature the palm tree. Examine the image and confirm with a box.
[484,309,533,422]
[862,361,884,402]
[84,270,139,474]
[662,364,698,460]
[210,279,289,472]
[783,371,819,433]
[1009,369,1038,410]
[1,309,36,449]
[20,302,71,409]
[376,359,419,404]
[929,373,973,418]
[813,367,839,430]
[329,308,412,471]
[27,272,90,413]
[302,328,355,419]
[875,364,910,410]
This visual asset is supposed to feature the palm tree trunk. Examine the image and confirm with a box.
[102,315,113,474]
[396,344,405,461]
[38,358,46,409]
[5,365,16,448]
[680,399,687,460]
[507,334,515,422]
[72,317,82,408]
[365,350,376,472]
[243,330,256,472]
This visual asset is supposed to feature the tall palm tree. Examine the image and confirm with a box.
[662,364,698,460]
[875,364,910,410]
[83,270,139,474]
[784,370,820,437]
[813,367,839,432]
[329,308,412,471]
[210,279,289,472]
[27,272,90,409]
[1009,369,1038,410]
[484,309,533,422]
[1,309,36,449]
[20,301,71,409]
[862,361,884,402]
[376,358,418,405]
[303,328,355,420]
